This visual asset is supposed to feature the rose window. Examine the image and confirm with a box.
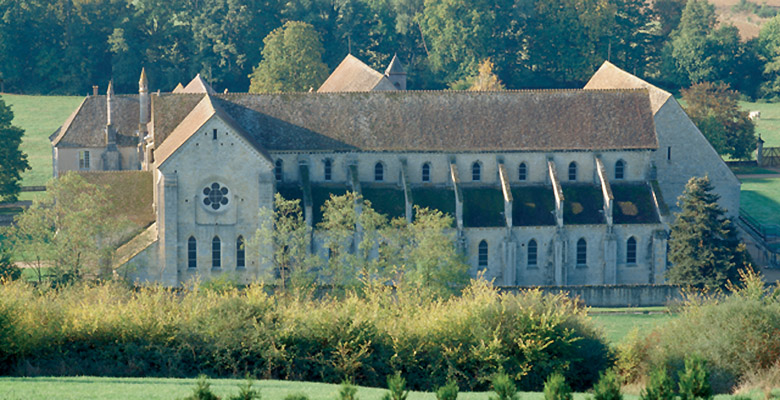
[202,182,229,210]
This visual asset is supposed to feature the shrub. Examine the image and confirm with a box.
[640,366,674,400]
[435,380,459,400]
[182,375,219,400]
[490,372,518,400]
[228,376,260,400]
[0,250,20,281]
[382,372,408,400]
[591,369,622,400]
[543,373,572,400]
[678,356,712,400]
[338,380,358,400]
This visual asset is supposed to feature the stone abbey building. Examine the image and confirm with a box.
[50,57,740,286]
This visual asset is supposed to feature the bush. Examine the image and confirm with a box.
[382,372,408,400]
[435,380,459,400]
[640,366,674,400]
[490,373,518,400]
[591,369,622,400]
[229,377,261,400]
[678,356,712,400]
[182,375,219,400]
[338,380,358,400]
[544,373,572,400]
[0,250,20,281]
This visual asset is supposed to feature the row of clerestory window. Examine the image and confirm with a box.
[187,235,245,269]
[476,236,637,270]
[274,159,628,183]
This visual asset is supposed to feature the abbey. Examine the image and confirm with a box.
[51,57,740,287]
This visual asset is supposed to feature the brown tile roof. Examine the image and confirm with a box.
[584,61,671,114]
[318,54,397,92]
[51,95,139,148]
[150,93,205,147]
[180,74,216,94]
[196,89,657,152]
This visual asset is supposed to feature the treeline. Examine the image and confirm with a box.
[2,0,779,97]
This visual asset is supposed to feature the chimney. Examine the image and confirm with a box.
[92,85,99,96]
[105,81,116,146]
[139,68,150,138]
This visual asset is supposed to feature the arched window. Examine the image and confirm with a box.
[374,162,384,182]
[576,238,587,266]
[236,236,245,268]
[422,162,431,182]
[615,159,625,180]
[324,159,332,181]
[528,239,538,267]
[518,162,527,181]
[212,236,221,269]
[472,162,481,181]
[478,240,488,267]
[187,236,197,269]
[626,236,637,264]
[568,162,577,181]
[274,159,283,182]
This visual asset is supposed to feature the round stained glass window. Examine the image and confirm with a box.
[202,182,229,210]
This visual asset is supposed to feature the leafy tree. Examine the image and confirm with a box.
[757,15,780,98]
[681,82,756,160]
[249,21,329,93]
[0,96,29,203]
[449,59,505,91]
[608,0,658,79]
[667,176,748,291]
[7,173,130,284]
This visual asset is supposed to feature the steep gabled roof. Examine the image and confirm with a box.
[153,95,272,166]
[385,54,405,75]
[585,61,671,114]
[172,83,185,93]
[318,54,396,92]
[51,95,139,148]
[179,74,216,94]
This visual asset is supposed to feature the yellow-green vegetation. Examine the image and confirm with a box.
[2,94,84,187]
[740,177,780,225]
[0,279,610,392]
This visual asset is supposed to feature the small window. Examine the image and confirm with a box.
[212,236,221,269]
[576,238,587,266]
[518,162,527,181]
[568,162,577,181]
[528,239,538,267]
[324,159,332,181]
[374,162,384,182]
[472,162,481,181]
[237,236,245,268]
[422,162,431,182]
[667,146,671,161]
[626,236,637,264]
[478,240,488,267]
[275,159,283,182]
[212,128,217,140]
[188,236,197,269]
[79,151,90,170]
[615,160,625,180]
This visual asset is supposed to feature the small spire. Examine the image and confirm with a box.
[139,67,148,87]
[385,53,405,76]
[107,80,114,97]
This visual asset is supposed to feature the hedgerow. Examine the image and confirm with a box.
[0,278,611,391]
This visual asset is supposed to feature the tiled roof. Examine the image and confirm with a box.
[51,95,139,148]
[318,54,396,92]
[150,93,205,147]
[385,54,405,75]
[180,74,216,94]
[585,61,671,114]
[193,89,658,152]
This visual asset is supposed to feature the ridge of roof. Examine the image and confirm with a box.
[584,61,671,114]
[220,87,649,96]
[318,54,388,92]
[172,83,185,93]
[180,74,216,94]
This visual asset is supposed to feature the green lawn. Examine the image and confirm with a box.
[740,177,780,226]
[590,312,676,344]
[739,100,780,147]
[2,94,84,187]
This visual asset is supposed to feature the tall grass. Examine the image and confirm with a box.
[0,279,611,391]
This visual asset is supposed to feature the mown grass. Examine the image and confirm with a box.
[590,312,677,344]
[740,177,780,225]
[740,100,780,147]
[2,94,84,187]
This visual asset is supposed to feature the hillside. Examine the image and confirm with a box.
[714,0,780,39]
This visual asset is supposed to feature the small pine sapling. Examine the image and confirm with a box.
[640,366,674,400]
[338,379,359,400]
[182,375,219,400]
[382,371,408,400]
[490,372,519,400]
[228,375,260,400]
[678,356,712,400]
[284,393,310,400]
[591,369,622,400]
[436,380,459,400]
[544,373,572,400]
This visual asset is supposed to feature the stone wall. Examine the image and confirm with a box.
[499,284,683,307]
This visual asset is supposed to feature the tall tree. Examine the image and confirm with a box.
[681,82,756,160]
[667,176,748,290]
[757,15,780,98]
[0,96,29,203]
[248,21,329,93]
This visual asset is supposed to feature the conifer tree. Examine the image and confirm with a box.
[0,96,29,203]
[667,176,748,290]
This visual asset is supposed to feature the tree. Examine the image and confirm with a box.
[757,15,780,98]
[0,95,29,203]
[681,82,756,160]
[7,172,130,284]
[666,176,749,291]
[449,59,505,91]
[248,21,329,93]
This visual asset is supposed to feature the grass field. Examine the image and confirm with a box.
[740,177,780,225]
[740,100,780,147]
[2,94,84,188]
[590,312,676,344]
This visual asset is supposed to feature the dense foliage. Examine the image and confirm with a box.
[0,279,612,391]
[0,0,776,97]
[0,95,29,203]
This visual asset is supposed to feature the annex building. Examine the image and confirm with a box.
[50,57,740,287]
